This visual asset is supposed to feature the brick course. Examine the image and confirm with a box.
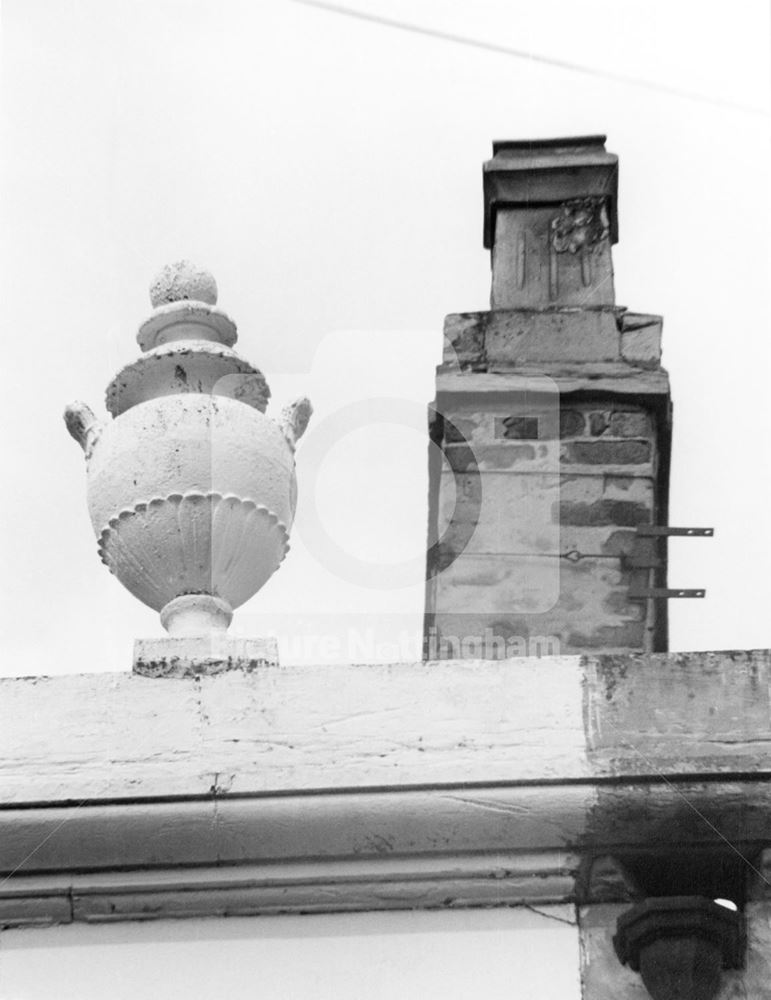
[561,440,652,465]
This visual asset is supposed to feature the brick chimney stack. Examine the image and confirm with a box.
[425,137,673,658]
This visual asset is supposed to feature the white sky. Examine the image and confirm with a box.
[2,0,770,674]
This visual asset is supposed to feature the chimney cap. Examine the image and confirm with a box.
[483,135,619,248]
[491,134,609,155]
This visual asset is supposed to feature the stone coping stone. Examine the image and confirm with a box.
[443,310,662,368]
[133,635,279,678]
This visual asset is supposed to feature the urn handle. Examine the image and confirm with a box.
[279,396,312,451]
[64,401,104,461]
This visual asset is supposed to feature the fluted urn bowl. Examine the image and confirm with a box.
[87,394,296,621]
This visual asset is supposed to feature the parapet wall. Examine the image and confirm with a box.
[1,650,769,921]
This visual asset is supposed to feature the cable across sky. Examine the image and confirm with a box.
[291,0,770,116]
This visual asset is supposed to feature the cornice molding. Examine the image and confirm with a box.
[0,851,578,927]
[2,651,770,927]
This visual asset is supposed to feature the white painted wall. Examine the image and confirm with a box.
[0,908,580,1000]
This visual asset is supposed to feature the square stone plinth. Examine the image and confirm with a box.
[133,635,279,678]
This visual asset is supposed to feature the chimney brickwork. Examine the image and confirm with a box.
[425,137,672,657]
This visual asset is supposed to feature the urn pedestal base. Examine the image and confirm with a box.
[133,634,279,678]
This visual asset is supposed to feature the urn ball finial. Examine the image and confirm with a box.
[149,260,218,307]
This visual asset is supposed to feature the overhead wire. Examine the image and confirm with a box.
[290,0,769,117]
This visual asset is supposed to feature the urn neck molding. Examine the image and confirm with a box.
[160,594,233,636]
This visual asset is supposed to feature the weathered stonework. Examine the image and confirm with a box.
[426,138,670,656]
[65,261,311,668]
[134,635,279,678]
[580,902,771,1000]
[443,308,663,372]
[1,650,770,933]
[483,137,618,309]
[429,386,663,654]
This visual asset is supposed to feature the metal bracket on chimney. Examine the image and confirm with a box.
[628,527,713,600]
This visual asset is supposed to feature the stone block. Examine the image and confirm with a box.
[601,529,638,557]
[444,406,569,447]
[442,416,478,444]
[561,440,652,466]
[496,415,540,440]
[567,622,646,649]
[442,315,485,365]
[444,445,477,471]
[480,403,656,453]
[439,467,654,556]
[492,409,584,441]
[434,553,561,615]
[619,313,663,367]
[559,475,605,504]
[434,552,630,628]
[445,442,559,473]
[443,308,623,367]
[133,635,279,678]
[554,500,652,527]
[438,471,560,554]
[491,207,615,309]
[480,444,537,466]
[603,476,654,502]
[432,552,644,655]
[560,409,586,437]
[438,409,495,448]
[608,411,651,437]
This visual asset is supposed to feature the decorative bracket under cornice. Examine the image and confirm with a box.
[613,896,745,1000]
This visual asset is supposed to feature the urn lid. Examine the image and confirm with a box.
[137,260,238,352]
[106,261,271,416]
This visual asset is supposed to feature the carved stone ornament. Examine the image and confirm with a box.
[550,197,610,254]
[65,261,311,637]
[613,896,745,1000]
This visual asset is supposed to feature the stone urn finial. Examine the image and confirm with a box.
[65,261,311,659]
